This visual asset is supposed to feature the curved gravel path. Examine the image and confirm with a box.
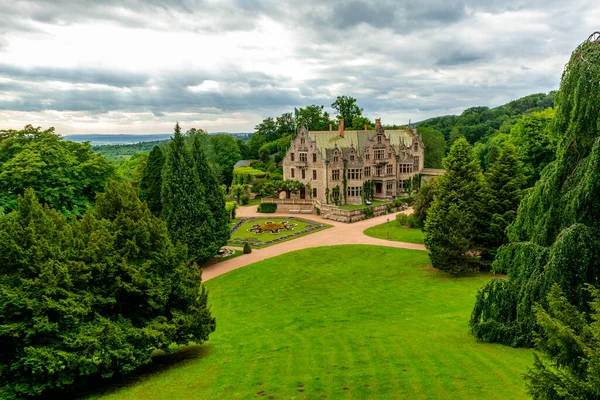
[203,206,427,281]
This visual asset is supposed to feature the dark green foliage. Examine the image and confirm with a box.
[413,179,435,226]
[257,203,277,213]
[0,185,215,399]
[243,242,252,254]
[483,143,526,260]
[295,104,332,131]
[362,180,374,202]
[192,135,230,257]
[424,138,486,275]
[419,126,446,168]
[161,124,223,263]
[240,194,250,205]
[0,125,115,216]
[396,213,419,228]
[208,134,242,186]
[471,35,600,347]
[525,284,600,399]
[363,206,374,218]
[139,146,165,216]
[331,95,363,126]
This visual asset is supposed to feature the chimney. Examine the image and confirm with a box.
[339,119,344,137]
[364,123,367,131]
[375,118,381,128]
[329,123,332,131]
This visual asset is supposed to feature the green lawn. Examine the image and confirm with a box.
[339,200,389,210]
[228,217,330,248]
[86,245,534,400]
[364,222,425,244]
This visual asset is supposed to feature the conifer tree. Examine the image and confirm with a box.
[424,138,486,275]
[483,142,525,260]
[161,123,213,263]
[139,145,165,216]
[470,33,600,347]
[191,135,230,255]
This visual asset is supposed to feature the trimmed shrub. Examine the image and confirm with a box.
[258,203,277,213]
[240,193,250,205]
[243,242,252,254]
[363,207,374,218]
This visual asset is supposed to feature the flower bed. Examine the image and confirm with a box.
[228,217,329,248]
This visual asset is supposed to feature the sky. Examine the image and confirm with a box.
[0,1,598,134]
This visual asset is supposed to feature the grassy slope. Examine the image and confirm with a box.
[363,222,425,244]
[89,245,532,399]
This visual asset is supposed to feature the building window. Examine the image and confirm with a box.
[291,153,295,161]
[312,188,317,198]
[388,152,392,158]
[364,167,371,177]
[377,135,382,143]
[332,169,340,181]
[400,163,412,174]
[347,186,362,197]
[312,169,317,180]
[365,153,370,160]
[291,168,295,178]
[333,154,339,163]
[374,149,385,160]
[313,153,317,162]
[301,169,306,179]
[413,156,420,170]
[301,138,305,145]
[350,154,355,162]
[375,165,383,177]
[300,152,308,162]
[414,142,418,151]
[348,168,362,180]
[386,164,393,175]
[386,181,393,190]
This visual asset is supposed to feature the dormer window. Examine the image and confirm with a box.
[301,138,305,145]
[291,153,295,161]
[350,154,355,162]
[313,153,317,162]
[377,135,382,143]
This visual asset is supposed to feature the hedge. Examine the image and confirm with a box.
[258,203,277,213]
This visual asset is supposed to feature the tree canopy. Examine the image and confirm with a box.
[470,33,600,347]
[0,125,114,216]
[139,145,165,216]
[331,95,363,126]
[0,183,215,399]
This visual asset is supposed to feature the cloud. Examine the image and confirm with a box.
[0,0,597,133]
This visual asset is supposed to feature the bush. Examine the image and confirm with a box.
[257,202,277,213]
[243,242,252,254]
[251,178,269,194]
[396,213,419,228]
[240,193,250,205]
[225,201,237,221]
[315,207,321,215]
[386,204,393,213]
[363,206,374,218]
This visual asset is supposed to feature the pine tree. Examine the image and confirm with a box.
[139,145,165,216]
[161,123,213,263]
[424,138,486,275]
[483,142,525,261]
[191,135,230,255]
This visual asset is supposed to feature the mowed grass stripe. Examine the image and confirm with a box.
[87,245,534,399]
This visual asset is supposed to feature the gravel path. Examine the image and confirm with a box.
[203,206,427,281]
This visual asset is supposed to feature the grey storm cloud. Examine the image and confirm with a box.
[0,0,597,133]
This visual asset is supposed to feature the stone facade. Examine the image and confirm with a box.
[282,119,425,205]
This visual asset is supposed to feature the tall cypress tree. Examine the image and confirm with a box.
[483,142,525,261]
[139,145,165,216]
[192,135,230,252]
[161,123,213,263]
[424,138,486,275]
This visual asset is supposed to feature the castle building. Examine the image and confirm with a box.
[282,118,425,205]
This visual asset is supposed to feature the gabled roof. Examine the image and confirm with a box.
[307,129,416,157]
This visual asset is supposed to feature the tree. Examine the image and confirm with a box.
[509,108,556,186]
[276,112,296,136]
[424,138,486,275]
[350,116,372,130]
[331,95,363,126]
[0,184,215,399]
[209,134,241,186]
[483,142,525,260]
[0,125,114,216]
[419,126,446,168]
[161,123,214,263]
[139,145,165,216]
[525,284,600,399]
[296,104,332,131]
[413,178,436,226]
[470,33,600,347]
[192,135,230,254]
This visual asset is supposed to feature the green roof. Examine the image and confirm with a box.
[307,129,415,156]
